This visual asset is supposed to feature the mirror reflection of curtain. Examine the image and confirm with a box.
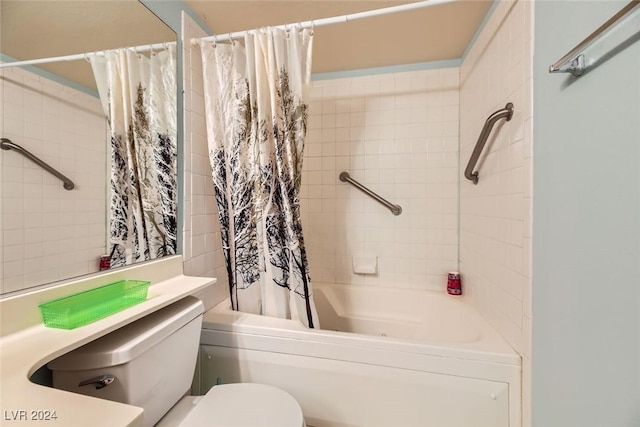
[199,28,319,328]
[90,47,177,268]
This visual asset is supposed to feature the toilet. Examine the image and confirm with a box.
[47,297,305,427]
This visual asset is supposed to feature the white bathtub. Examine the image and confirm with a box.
[199,282,521,427]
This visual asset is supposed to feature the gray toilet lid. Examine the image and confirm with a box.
[178,383,305,427]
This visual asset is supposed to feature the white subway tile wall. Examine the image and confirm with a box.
[181,13,227,293]
[302,68,459,291]
[1,67,107,294]
[459,1,533,426]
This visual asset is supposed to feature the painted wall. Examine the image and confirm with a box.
[0,66,107,294]
[302,68,460,291]
[532,1,640,426]
[459,1,533,425]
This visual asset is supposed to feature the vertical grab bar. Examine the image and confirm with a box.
[464,103,514,185]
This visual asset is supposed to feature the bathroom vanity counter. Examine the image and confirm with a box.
[0,256,217,427]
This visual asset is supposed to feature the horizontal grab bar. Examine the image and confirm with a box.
[464,103,514,185]
[339,171,402,216]
[1,138,75,190]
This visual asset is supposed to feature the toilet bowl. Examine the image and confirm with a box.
[179,383,305,427]
[48,297,305,427]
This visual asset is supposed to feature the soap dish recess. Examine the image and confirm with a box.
[39,280,150,329]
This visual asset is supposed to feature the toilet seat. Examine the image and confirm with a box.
[178,383,305,427]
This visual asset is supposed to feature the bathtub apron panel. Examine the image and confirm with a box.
[200,345,510,427]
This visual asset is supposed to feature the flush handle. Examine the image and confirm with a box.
[78,374,115,390]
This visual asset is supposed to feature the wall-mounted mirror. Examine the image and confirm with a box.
[0,0,177,296]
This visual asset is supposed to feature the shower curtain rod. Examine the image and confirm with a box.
[194,0,459,44]
[1,0,455,68]
[0,41,177,69]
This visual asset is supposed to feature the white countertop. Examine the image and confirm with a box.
[0,257,216,427]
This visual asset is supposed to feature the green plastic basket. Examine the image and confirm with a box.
[39,280,150,329]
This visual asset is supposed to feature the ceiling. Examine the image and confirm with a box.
[0,0,493,90]
[185,0,493,75]
[0,0,176,89]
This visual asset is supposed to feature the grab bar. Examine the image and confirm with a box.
[464,103,514,185]
[339,171,402,216]
[1,138,75,190]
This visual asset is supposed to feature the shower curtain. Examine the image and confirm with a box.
[199,27,318,328]
[90,46,177,268]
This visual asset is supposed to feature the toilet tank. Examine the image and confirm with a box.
[48,296,204,427]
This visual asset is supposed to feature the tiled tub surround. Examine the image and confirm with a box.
[181,12,228,300]
[302,68,460,291]
[459,0,533,425]
[1,66,107,294]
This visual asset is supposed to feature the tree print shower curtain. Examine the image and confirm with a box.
[200,27,319,328]
[90,47,177,268]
